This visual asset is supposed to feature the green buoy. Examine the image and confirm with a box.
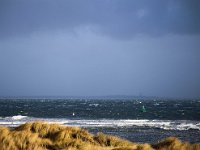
[141,105,146,112]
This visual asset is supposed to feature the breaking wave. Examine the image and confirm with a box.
[0,116,199,131]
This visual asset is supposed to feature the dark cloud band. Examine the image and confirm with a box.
[0,0,200,39]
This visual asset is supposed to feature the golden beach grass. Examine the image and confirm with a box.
[0,121,199,150]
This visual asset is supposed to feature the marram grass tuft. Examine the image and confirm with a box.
[0,121,199,150]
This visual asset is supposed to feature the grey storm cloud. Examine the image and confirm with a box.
[0,0,200,39]
[0,0,200,98]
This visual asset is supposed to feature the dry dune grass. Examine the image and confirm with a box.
[0,121,199,150]
[152,137,200,150]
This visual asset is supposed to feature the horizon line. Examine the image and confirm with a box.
[0,95,199,100]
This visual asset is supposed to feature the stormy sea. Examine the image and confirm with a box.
[0,98,199,144]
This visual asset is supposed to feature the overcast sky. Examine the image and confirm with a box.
[0,0,200,98]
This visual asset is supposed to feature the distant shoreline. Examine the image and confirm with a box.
[0,95,199,100]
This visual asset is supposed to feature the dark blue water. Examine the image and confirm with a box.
[0,99,200,120]
[0,98,200,143]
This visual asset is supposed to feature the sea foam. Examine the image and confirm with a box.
[0,116,199,130]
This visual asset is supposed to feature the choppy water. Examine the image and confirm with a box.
[0,98,200,143]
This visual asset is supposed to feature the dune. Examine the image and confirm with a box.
[0,121,199,150]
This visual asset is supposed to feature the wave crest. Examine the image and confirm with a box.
[0,116,199,131]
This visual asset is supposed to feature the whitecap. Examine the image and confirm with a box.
[11,115,27,120]
[89,104,99,107]
[0,118,199,131]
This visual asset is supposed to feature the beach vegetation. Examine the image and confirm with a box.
[0,122,199,150]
